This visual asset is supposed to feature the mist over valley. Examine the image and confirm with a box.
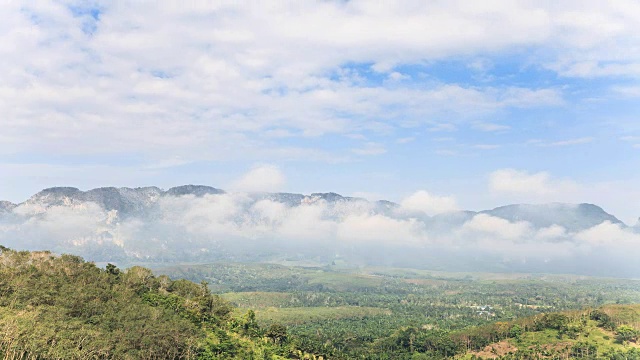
[2,185,638,277]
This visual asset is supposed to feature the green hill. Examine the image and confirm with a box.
[460,304,640,359]
[2,246,639,359]
[0,246,313,360]
[374,305,640,359]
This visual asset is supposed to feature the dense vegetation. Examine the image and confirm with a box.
[156,262,640,359]
[2,248,640,359]
[0,247,309,359]
[372,305,640,359]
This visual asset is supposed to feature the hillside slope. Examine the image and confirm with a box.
[0,246,305,360]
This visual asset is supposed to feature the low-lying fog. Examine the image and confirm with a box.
[1,187,639,277]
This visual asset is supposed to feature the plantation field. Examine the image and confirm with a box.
[153,262,640,358]
[234,305,391,326]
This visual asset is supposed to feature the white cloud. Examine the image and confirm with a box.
[387,71,409,81]
[537,137,594,147]
[3,186,640,275]
[337,214,426,244]
[473,144,501,150]
[352,142,387,156]
[461,214,532,240]
[400,190,459,215]
[435,149,458,156]
[277,204,338,242]
[396,137,415,144]
[1,1,640,246]
[484,170,640,225]
[612,86,640,98]
[621,136,640,150]
[0,1,585,166]
[574,220,640,246]
[489,169,578,196]
[472,122,511,132]
[534,225,568,240]
[232,165,286,193]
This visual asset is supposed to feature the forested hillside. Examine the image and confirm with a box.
[375,305,640,359]
[0,246,307,359]
[2,246,640,359]
[157,262,640,359]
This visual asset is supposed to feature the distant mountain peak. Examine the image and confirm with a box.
[164,185,225,197]
[34,187,82,196]
[481,202,624,232]
[0,200,16,213]
[306,192,364,203]
[1,187,627,233]
[0,185,636,276]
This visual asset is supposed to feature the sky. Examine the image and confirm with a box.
[1,1,640,224]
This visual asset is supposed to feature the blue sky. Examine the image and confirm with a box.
[1,1,640,223]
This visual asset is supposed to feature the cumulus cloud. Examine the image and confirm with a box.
[1,2,639,222]
[337,214,426,245]
[1,202,115,252]
[489,169,578,196]
[461,214,531,240]
[6,1,629,167]
[2,190,640,276]
[232,165,286,193]
[276,204,338,243]
[400,190,459,216]
[574,220,640,246]
[534,225,568,241]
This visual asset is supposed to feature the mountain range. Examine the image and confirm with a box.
[0,185,627,231]
[0,185,638,277]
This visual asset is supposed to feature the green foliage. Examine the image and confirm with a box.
[0,247,300,359]
[591,309,617,330]
[266,324,288,344]
[509,324,523,340]
[153,262,640,359]
[537,313,570,330]
[615,325,638,343]
[3,248,640,359]
[105,262,120,276]
[570,341,598,358]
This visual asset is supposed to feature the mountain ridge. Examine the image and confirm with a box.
[3,185,627,229]
[0,185,637,276]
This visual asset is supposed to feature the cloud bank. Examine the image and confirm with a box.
[489,169,578,196]
[2,1,637,164]
[1,188,639,277]
[399,190,459,216]
[232,165,286,193]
